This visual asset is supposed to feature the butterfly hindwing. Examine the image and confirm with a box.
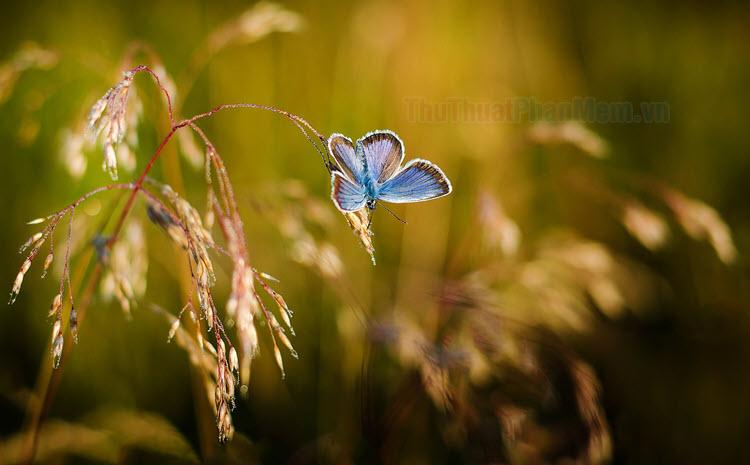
[357,130,404,184]
[377,159,452,203]
[328,133,365,183]
[331,171,367,212]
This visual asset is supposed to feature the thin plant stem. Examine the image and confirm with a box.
[20,260,101,465]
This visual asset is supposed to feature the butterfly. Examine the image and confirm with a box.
[328,130,452,213]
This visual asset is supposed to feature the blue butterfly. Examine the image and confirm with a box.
[328,130,452,213]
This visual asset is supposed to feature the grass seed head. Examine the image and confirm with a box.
[86,70,136,180]
[42,251,54,278]
[19,232,43,254]
[51,318,64,368]
[621,202,669,251]
[69,306,79,343]
[49,292,62,317]
[9,258,32,304]
[663,189,737,264]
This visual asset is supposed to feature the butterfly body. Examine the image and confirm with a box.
[360,172,379,210]
[361,170,391,211]
[328,130,452,213]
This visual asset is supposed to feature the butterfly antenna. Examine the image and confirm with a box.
[381,204,408,225]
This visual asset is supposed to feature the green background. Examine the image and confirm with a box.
[1,1,749,464]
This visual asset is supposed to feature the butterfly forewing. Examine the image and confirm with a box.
[328,134,365,183]
[357,130,405,184]
[331,171,367,212]
[377,159,452,203]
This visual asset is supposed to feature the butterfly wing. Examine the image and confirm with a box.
[377,159,452,203]
[357,130,405,184]
[331,171,368,212]
[328,133,365,183]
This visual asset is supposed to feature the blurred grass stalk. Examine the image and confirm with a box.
[0,1,743,464]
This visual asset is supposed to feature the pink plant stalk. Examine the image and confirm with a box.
[11,64,333,441]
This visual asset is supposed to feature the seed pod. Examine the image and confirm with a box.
[217,401,231,442]
[69,306,79,343]
[204,339,217,357]
[167,318,180,342]
[276,330,298,359]
[51,318,64,368]
[146,203,176,229]
[205,304,215,331]
[259,272,279,282]
[19,232,43,254]
[273,344,285,379]
[9,259,32,304]
[20,259,31,275]
[42,252,53,278]
[225,374,235,400]
[270,291,292,326]
[103,143,118,180]
[218,338,226,355]
[52,334,64,368]
[49,293,62,317]
[51,318,62,342]
[228,347,239,374]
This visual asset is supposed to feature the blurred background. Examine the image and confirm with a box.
[1,1,749,464]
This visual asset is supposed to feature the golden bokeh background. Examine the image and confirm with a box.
[1,1,748,464]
